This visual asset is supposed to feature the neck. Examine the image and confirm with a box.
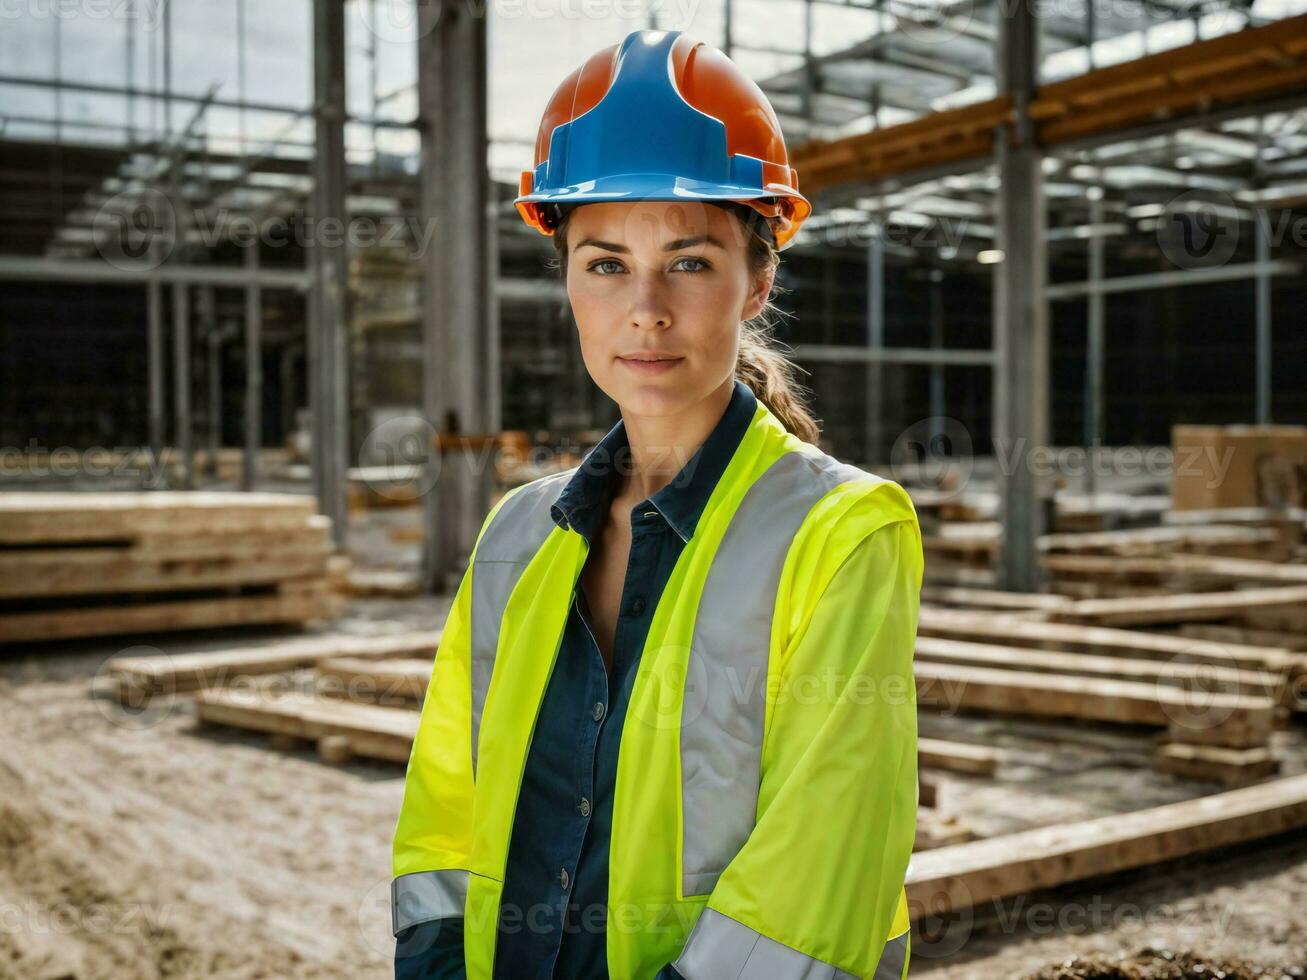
[616,379,735,503]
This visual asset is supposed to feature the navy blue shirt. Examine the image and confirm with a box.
[395,380,757,980]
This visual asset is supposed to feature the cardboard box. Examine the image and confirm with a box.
[1171,424,1307,510]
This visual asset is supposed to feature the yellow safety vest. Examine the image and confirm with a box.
[392,396,922,979]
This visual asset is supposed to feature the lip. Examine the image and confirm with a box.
[618,353,684,374]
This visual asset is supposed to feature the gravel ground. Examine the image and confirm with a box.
[2,592,1306,980]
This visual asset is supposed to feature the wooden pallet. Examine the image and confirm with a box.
[194,688,419,763]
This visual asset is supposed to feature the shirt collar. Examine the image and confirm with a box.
[549,378,758,545]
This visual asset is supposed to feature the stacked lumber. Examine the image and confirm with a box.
[0,492,347,644]
[1038,523,1300,598]
[916,604,1307,783]
[921,521,1001,587]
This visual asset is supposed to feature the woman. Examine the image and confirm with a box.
[392,28,922,980]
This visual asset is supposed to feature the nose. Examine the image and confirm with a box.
[628,271,673,331]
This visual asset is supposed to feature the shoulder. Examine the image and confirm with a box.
[471,468,576,561]
[776,448,922,598]
[785,447,919,541]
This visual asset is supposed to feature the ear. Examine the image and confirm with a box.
[742,263,775,321]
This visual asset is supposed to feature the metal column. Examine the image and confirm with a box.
[147,273,165,489]
[1084,191,1106,496]
[172,282,192,490]
[1254,209,1273,424]
[417,0,496,593]
[244,242,263,490]
[200,287,220,474]
[865,224,885,466]
[309,0,351,550]
[992,0,1049,591]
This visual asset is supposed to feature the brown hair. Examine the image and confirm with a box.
[546,203,822,444]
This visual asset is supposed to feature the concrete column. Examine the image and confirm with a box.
[417,1,496,593]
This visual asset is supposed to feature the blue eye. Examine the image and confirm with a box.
[588,259,624,275]
[676,257,709,273]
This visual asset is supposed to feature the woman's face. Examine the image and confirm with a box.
[564,201,773,419]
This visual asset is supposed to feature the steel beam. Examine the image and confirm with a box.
[796,344,997,366]
[1046,258,1299,298]
[0,255,309,290]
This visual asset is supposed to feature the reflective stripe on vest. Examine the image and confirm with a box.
[672,908,910,979]
[391,868,470,935]
[468,471,573,774]
[680,449,868,896]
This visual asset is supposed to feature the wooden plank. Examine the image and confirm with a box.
[1177,622,1307,652]
[109,631,440,698]
[346,567,422,598]
[918,738,998,776]
[0,590,343,644]
[133,515,332,556]
[0,491,318,545]
[316,656,430,704]
[1040,553,1307,586]
[915,660,1276,747]
[906,773,1307,919]
[919,587,1073,613]
[1153,742,1281,787]
[918,607,1300,673]
[1038,524,1280,557]
[0,549,330,599]
[1054,585,1307,627]
[915,635,1287,705]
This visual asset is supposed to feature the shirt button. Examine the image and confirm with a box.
[559,867,570,889]
[579,797,591,817]
[629,596,646,616]
[592,701,606,723]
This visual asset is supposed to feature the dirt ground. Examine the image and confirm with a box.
[3,594,1307,980]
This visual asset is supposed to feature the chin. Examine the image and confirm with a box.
[610,380,693,419]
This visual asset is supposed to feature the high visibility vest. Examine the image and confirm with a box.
[392,396,922,979]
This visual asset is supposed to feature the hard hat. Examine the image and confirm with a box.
[514,29,812,251]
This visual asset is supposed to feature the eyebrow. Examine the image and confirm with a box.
[574,233,726,253]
